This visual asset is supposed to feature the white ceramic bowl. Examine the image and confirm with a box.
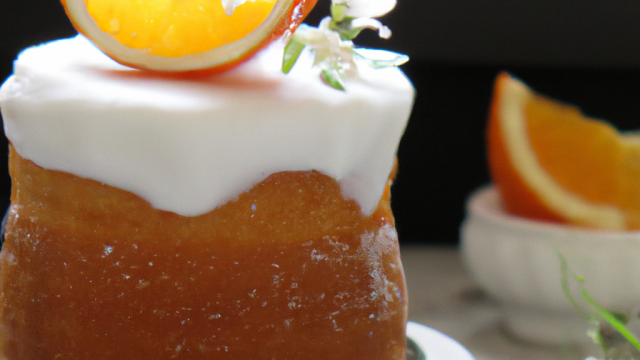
[408,321,475,360]
[460,186,640,344]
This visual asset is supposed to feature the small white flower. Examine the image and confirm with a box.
[295,19,358,76]
[283,0,407,90]
[350,18,391,39]
[338,0,397,18]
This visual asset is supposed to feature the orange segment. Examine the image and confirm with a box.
[61,0,318,73]
[85,0,276,57]
[487,72,640,230]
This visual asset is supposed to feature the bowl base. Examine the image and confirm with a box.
[504,307,591,344]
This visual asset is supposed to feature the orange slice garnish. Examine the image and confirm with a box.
[61,0,317,74]
[487,72,640,230]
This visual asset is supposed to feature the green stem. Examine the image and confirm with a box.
[558,251,590,319]
[581,289,640,353]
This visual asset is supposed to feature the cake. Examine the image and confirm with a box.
[0,13,414,360]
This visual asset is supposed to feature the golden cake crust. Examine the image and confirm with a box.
[1,146,407,360]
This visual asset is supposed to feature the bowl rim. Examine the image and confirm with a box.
[466,185,640,238]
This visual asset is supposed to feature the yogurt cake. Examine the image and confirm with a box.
[0,35,414,359]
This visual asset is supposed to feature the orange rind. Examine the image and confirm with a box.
[61,0,317,74]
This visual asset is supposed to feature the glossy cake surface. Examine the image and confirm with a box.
[0,149,407,359]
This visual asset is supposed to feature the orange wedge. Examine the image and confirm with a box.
[61,0,317,74]
[487,72,640,230]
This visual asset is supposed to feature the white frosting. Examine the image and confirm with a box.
[0,36,414,216]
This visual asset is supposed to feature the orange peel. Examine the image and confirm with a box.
[61,0,317,74]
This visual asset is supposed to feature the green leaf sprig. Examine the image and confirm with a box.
[282,0,408,91]
[559,252,640,358]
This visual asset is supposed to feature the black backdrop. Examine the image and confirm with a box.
[1,0,639,245]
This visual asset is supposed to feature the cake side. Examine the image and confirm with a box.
[0,147,408,360]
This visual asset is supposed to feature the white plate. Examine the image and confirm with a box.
[407,321,475,360]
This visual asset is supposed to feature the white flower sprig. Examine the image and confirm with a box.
[339,0,396,18]
[282,0,408,91]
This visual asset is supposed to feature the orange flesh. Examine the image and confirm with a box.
[525,96,621,207]
[525,103,640,229]
[0,147,407,359]
[86,0,276,57]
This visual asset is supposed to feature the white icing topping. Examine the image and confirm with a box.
[0,36,414,216]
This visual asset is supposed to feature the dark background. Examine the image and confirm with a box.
[1,0,639,245]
